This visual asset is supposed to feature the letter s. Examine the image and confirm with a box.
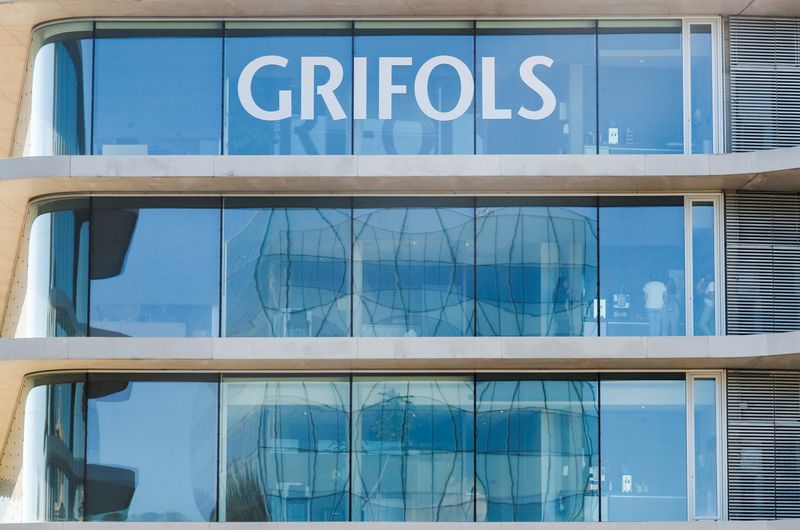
[517,56,556,120]
[238,55,291,121]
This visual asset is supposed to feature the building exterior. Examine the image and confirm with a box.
[0,1,800,529]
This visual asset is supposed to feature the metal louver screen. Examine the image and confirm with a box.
[728,370,800,520]
[725,192,800,334]
[729,17,800,151]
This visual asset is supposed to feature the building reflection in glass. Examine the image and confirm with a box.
[352,377,474,521]
[221,377,350,521]
[476,378,599,521]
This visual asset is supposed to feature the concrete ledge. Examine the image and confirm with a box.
[0,518,794,528]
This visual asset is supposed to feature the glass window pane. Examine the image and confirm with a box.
[93,25,222,155]
[19,23,93,156]
[85,378,218,521]
[476,200,598,336]
[691,25,714,154]
[352,377,474,521]
[476,23,597,154]
[693,378,718,519]
[476,379,599,521]
[220,377,349,521]
[354,31,474,154]
[600,378,687,521]
[23,200,90,337]
[692,202,716,336]
[353,201,474,336]
[90,199,221,337]
[598,21,683,154]
[223,200,351,337]
[22,378,86,522]
[224,27,352,154]
[600,198,685,336]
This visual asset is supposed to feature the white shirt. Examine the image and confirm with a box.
[643,281,667,309]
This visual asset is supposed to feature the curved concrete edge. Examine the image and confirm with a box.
[2,149,800,187]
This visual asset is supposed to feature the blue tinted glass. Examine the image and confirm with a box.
[693,378,718,518]
[221,377,349,521]
[93,29,222,155]
[476,379,599,521]
[353,203,474,336]
[476,203,598,336]
[691,25,714,154]
[599,199,685,337]
[89,201,221,337]
[352,377,474,521]
[223,202,351,337]
[476,25,597,154]
[354,33,474,154]
[692,203,716,336]
[600,378,687,521]
[224,31,352,154]
[86,379,218,521]
[25,27,94,156]
[23,379,86,522]
[26,199,90,337]
[598,22,683,154]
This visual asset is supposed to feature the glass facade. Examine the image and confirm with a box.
[353,200,474,337]
[85,376,218,521]
[600,377,687,521]
[476,21,597,154]
[92,23,223,155]
[599,197,686,337]
[221,377,350,521]
[476,199,598,336]
[16,19,718,156]
[89,198,221,338]
[223,199,351,337]
[20,373,715,523]
[22,376,85,522]
[18,196,719,338]
[598,21,684,154]
[352,377,474,521]
[476,378,599,521]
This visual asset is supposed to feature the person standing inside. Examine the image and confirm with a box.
[643,273,667,336]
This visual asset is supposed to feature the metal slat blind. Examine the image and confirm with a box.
[730,17,800,151]
[728,371,800,520]
[725,192,800,334]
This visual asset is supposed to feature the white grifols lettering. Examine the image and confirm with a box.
[481,57,512,120]
[353,57,367,120]
[238,55,292,121]
[415,56,474,121]
[300,57,346,120]
[379,57,412,120]
[239,54,557,122]
[517,55,557,120]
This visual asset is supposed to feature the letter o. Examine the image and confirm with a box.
[414,56,474,121]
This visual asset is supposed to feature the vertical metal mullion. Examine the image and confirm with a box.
[683,20,693,154]
[595,21,600,155]
[472,372,477,522]
[348,373,354,521]
[220,23,226,156]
